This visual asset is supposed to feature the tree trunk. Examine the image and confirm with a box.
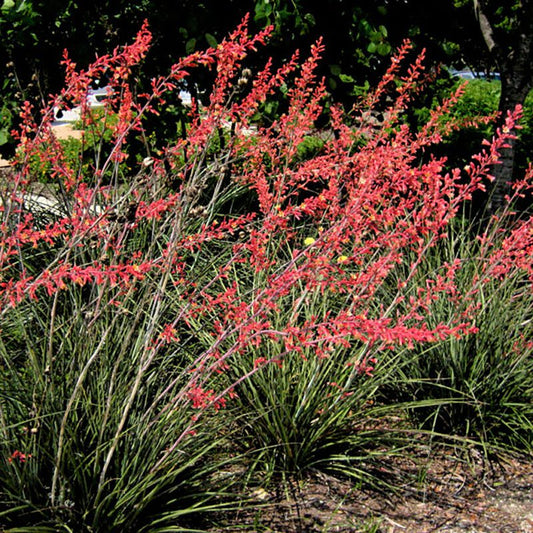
[474,0,533,213]
[489,63,532,212]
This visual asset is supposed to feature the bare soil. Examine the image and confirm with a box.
[213,448,533,532]
[50,123,83,140]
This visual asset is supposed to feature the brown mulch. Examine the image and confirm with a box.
[212,448,533,532]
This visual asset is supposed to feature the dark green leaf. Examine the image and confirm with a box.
[329,64,342,76]
[377,43,391,55]
[205,32,217,48]
[185,37,196,54]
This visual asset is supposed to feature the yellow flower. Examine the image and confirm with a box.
[304,237,316,246]
[337,255,348,263]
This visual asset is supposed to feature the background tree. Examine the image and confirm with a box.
[384,0,533,211]
[0,0,255,155]
[252,0,394,98]
[468,0,533,210]
[1,0,402,156]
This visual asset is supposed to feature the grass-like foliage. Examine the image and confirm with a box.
[381,216,533,450]
[0,15,532,531]
[227,276,403,485]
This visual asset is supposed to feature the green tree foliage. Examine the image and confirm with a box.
[1,1,406,156]
[0,1,255,155]
[385,0,533,211]
[253,0,393,98]
[0,0,39,148]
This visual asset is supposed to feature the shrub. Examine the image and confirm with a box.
[380,215,533,451]
[0,16,532,531]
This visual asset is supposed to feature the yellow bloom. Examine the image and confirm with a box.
[304,237,316,246]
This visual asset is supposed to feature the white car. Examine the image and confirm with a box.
[52,86,111,125]
[52,85,192,125]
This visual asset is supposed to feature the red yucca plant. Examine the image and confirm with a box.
[0,15,532,531]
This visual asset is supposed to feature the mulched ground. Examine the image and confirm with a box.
[212,447,533,532]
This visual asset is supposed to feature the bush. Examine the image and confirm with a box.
[226,272,400,485]
[1,16,532,531]
[380,217,533,451]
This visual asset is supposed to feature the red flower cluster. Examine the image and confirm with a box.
[8,450,32,464]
